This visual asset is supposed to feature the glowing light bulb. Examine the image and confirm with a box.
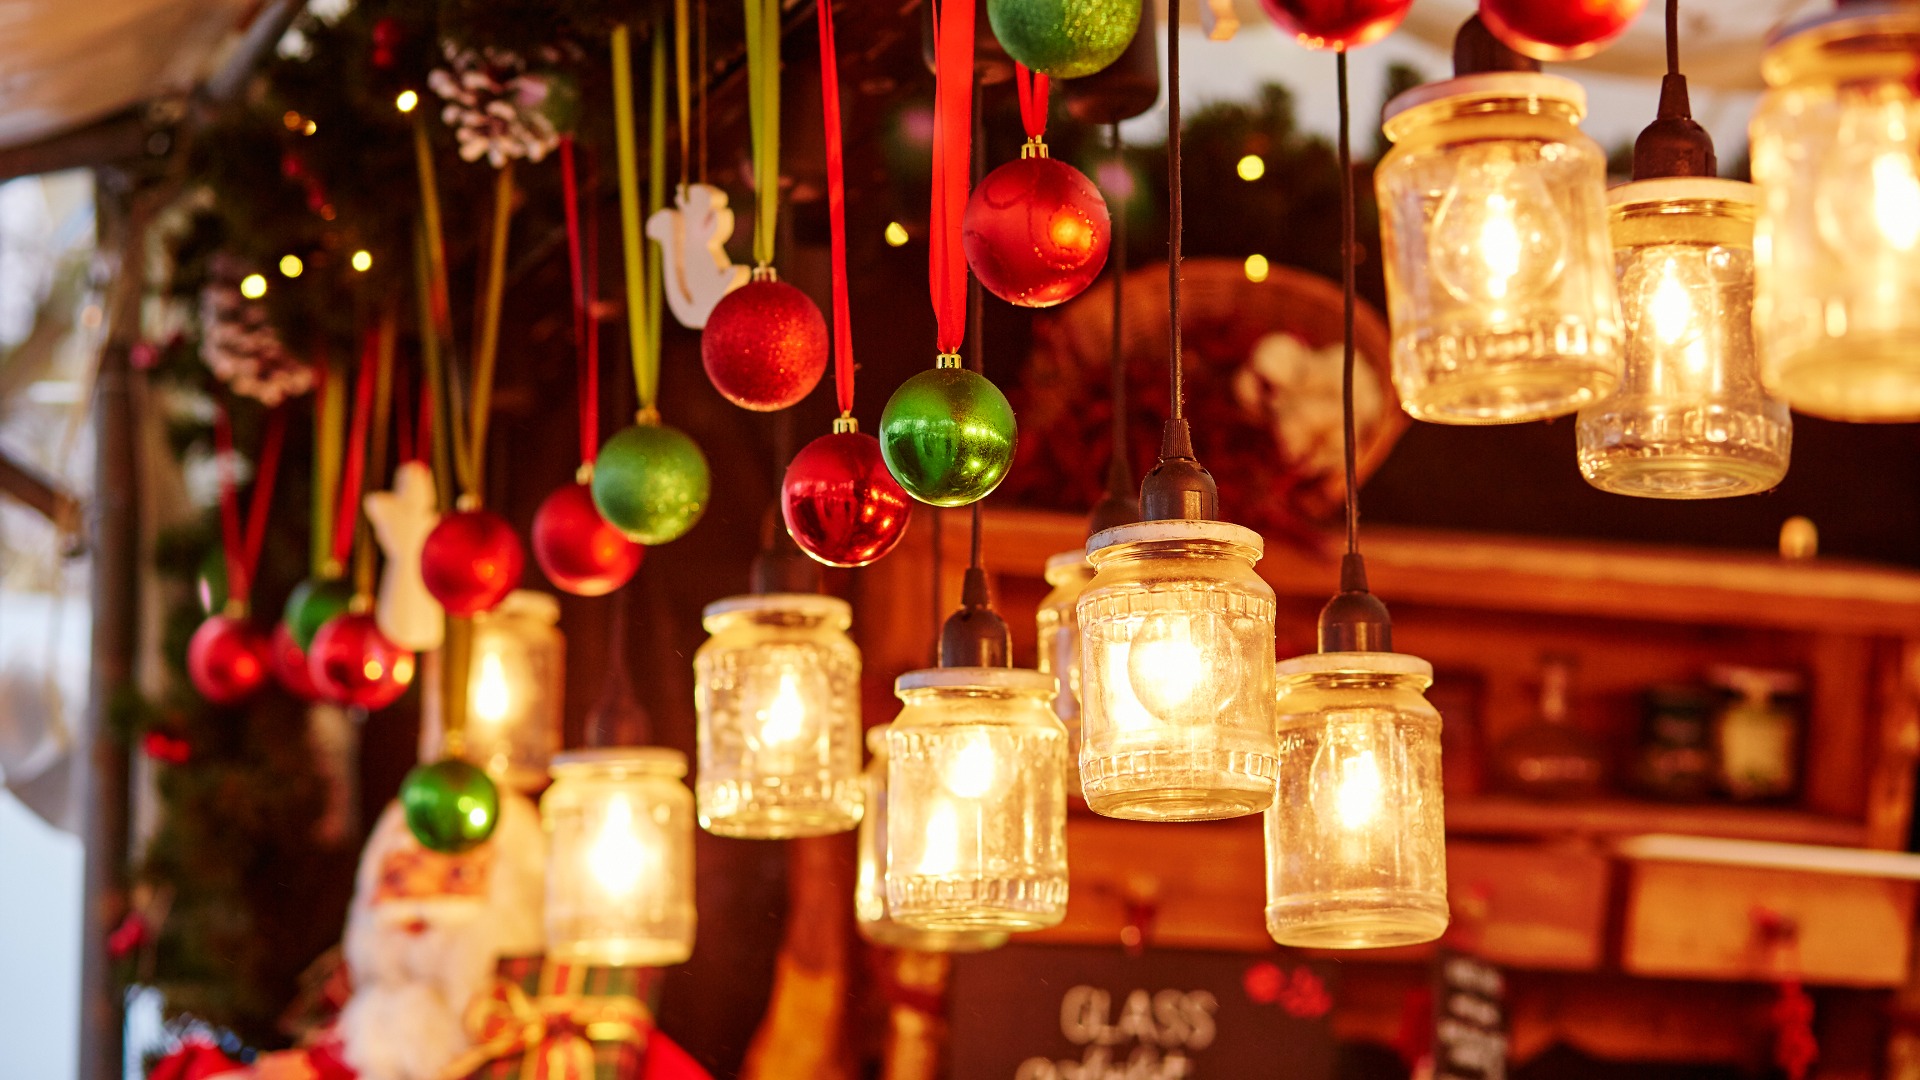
[1335,748,1383,830]
[759,671,807,747]
[351,249,373,272]
[919,800,960,875]
[1647,258,1697,347]
[885,221,910,247]
[588,794,655,897]
[1430,146,1567,311]
[1244,254,1270,283]
[396,89,419,113]
[279,254,304,278]
[1237,154,1265,182]
[472,652,511,726]
[239,273,267,299]
[944,735,996,798]
[1127,614,1232,721]
[1872,151,1920,252]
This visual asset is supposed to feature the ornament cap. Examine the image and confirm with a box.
[1452,15,1543,75]
[1632,74,1716,180]
[936,352,965,370]
[1139,419,1218,522]
[751,263,779,283]
[939,567,1012,668]
[1317,553,1394,653]
[1020,138,1051,160]
[832,415,859,435]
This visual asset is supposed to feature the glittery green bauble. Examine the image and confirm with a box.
[988,0,1142,78]
[879,367,1018,507]
[399,759,500,854]
[282,577,354,651]
[590,422,711,545]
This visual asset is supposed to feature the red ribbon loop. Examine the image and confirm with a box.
[561,136,601,465]
[929,0,975,355]
[818,0,856,416]
[1015,63,1050,144]
[212,403,287,608]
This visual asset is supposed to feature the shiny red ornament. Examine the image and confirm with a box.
[1257,0,1413,51]
[782,429,914,567]
[963,154,1111,308]
[532,481,644,596]
[186,614,272,705]
[1478,0,1648,61]
[701,279,830,411]
[270,621,322,701]
[308,612,415,710]
[420,509,525,616]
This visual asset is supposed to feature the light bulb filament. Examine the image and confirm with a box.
[588,795,654,898]
[1872,151,1920,252]
[473,651,511,725]
[1649,259,1697,347]
[945,735,996,799]
[1335,749,1383,830]
[1480,193,1522,301]
[759,671,807,747]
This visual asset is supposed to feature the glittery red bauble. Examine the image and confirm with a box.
[186,615,271,705]
[782,430,913,567]
[1257,0,1412,50]
[308,612,415,709]
[270,621,321,701]
[1479,0,1648,61]
[964,155,1111,308]
[701,280,830,411]
[532,481,643,596]
[420,509,525,616]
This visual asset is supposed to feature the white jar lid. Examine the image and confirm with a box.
[1087,518,1263,560]
[1608,176,1756,209]
[1383,72,1587,126]
[551,746,688,778]
[1276,651,1433,680]
[494,588,562,624]
[895,667,1058,695]
[702,592,852,624]
[1045,549,1090,575]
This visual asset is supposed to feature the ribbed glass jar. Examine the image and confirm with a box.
[1076,520,1277,821]
[543,748,697,966]
[856,726,1010,952]
[694,593,863,838]
[886,668,1068,932]
[1377,73,1623,424]
[1264,652,1448,950]
[419,590,565,794]
[1751,5,1920,420]
[1036,549,1095,794]
[1577,179,1791,498]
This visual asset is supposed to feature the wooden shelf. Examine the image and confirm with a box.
[1445,794,1869,848]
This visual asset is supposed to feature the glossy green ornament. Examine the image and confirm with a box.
[399,758,501,854]
[988,0,1142,79]
[282,577,354,651]
[879,364,1018,507]
[590,422,711,545]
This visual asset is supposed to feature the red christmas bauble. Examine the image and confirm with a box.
[270,621,322,701]
[186,614,272,705]
[308,612,415,710]
[701,279,830,411]
[1479,0,1648,61]
[782,430,913,567]
[964,155,1111,308]
[532,481,644,596]
[1257,0,1412,50]
[420,509,525,616]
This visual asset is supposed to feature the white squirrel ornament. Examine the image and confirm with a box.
[363,461,445,652]
[646,182,749,329]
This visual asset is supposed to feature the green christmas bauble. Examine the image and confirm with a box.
[399,758,500,854]
[590,422,711,545]
[282,577,354,651]
[879,366,1018,507]
[196,549,228,617]
[988,0,1142,78]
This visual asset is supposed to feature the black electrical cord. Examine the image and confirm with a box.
[1665,0,1679,78]
[969,77,987,575]
[1109,122,1130,502]
[1337,49,1359,559]
[1166,0,1184,422]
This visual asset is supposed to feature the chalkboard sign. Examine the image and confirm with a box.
[948,945,1336,1080]
[1432,948,1508,1080]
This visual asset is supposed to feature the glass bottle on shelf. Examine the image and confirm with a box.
[1493,654,1606,799]
[1710,665,1803,802]
[1632,684,1716,801]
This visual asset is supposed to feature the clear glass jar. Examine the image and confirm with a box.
[419,589,565,793]
[886,668,1068,932]
[1577,179,1791,498]
[1751,5,1920,420]
[857,726,1010,952]
[542,748,697,966]
[1037,549,1095,793]
[1076,520,1277,821]
[1377,73,1623,424]
[694,593,863,838]
[1264,652,1448,949]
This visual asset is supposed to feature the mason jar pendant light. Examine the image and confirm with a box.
[1375,17,1623,424]
[1751,3,1920,421]
[1264,47,1447,950]
[419,589,565,793]
[543,747,698,965]
[1076,4,1278,822]
[1577,0,1789,497]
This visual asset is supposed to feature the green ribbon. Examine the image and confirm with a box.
[649,19,668,371]
[743,0,780,267]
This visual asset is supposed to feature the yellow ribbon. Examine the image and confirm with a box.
[441,977,652,1080]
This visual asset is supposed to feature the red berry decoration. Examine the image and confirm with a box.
[701,278,830,411]
[963,154,1111,308]
[532,481,644,596]
[1258,0,1413,51]
[186,614,272,705]
[1478,0,1648,61]
[270,621,321,702]
[420,508,525,616]
[309,612,415,710]
[782,429,913,567]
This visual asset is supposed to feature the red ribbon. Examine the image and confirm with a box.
[1014,63,1050,144]
[561,136,600,466]
[817,0,855,416]
[331,333,378,569]
[211,402,286,609]
[928,0,975,355]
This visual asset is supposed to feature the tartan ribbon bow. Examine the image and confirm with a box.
[442,977,652,1080]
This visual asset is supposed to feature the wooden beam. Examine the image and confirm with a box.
[0,447,83,540]
[0,108,157,186]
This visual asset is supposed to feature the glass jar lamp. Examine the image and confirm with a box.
[419,589,565,793]
[1036,550,1095,791]
[1751,5,1920,420]
[857,726,1010,952]
[886,668,1069,932]
[1376,73,1623,424]
[1076,520,1278,821]
[1264,652,1448,949]
[542,748,697,966]
[694,593,863,838]
[1577,179,1791,497]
